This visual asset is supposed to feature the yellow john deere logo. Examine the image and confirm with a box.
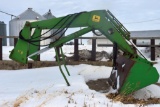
[92,15,100,22]
[18,50,23,54]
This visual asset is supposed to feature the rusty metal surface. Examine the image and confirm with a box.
[108,55,135,90]
[116,55,135,89]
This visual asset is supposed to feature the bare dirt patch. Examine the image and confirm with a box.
[86,78,110,93]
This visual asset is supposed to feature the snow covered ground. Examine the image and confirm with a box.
[0,45,160,107]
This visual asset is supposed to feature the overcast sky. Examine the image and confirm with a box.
[1,0,160,35]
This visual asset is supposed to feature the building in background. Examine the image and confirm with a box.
[87,30,160,45]
[130,30,160,45]
[87,31,112,45]
[43,9,55,19]
[9,8,58,46]
[43,9,65,43]
[9,8,45,46]
[0,21,7,46]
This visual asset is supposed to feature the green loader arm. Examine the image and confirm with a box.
[9,10,159,95]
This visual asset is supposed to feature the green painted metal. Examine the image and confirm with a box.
[9,9,159,95]
[9,24,31,64]
[119,59,159,95]
[60,47,70,76]
[49,27,92,48]
[30,12,90,29]
[55,48,70,86]
[105,10,130,40]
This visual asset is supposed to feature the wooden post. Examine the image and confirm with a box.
[0,38,2,60]
[132,39,137,45]
[37,46,40,61]
[74,39,79,61]
[151,39,155,61]
[91,39,96,61]
[28,63,32,69]
[14,38,18,46]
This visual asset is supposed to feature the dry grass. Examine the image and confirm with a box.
[0,60,112,70]
[107,93,160,105]
[87,79,160,105]
[14,96,28,107]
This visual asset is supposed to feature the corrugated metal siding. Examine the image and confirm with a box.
[11,8,46,21]
[9,20,36,46]
[9,8,52,46]
[43,10,55,19]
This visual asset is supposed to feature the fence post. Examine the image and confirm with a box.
[132,39,137,45]
[37,46,40,61]
[91,39,96,61]
[28,63,32,69]
[14,38,18,46]
[151,39,155,61]
[74,39,79,61]
[0,38,2,60]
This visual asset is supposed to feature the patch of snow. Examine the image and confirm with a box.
[133,84,160,99]
[0,45,160,107]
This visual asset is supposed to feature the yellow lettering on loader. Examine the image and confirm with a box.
[92,15,100,22]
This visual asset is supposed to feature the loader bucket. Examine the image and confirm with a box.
[108,55,159,95]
